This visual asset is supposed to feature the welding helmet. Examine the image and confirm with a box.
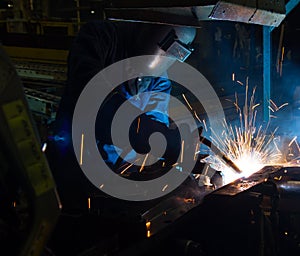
[132,24,196,72]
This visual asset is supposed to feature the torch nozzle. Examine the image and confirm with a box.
[220,154,242,174]
[199,135,242,174]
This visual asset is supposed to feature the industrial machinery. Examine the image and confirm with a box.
[115,165,300,256]
[0,46,60,256]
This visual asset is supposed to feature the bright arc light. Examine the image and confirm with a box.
[221,153,265,184]
[234,153,264,177]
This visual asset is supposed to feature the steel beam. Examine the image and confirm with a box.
[263,26,271,122]
[286,0,300,15]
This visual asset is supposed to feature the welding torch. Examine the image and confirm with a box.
[199,135,242,174]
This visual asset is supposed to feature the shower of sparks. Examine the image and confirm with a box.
[202,83,284,184]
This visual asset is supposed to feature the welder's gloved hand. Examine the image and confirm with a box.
[127,76,152,97]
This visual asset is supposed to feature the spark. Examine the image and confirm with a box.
[137,117,141,133]
[194,142,200,161]
[120,163,134,174]
[182,94,193,110]
[203,119,207,132]
[236,80,243,86]
[252,103,260,110]
[288,136,297,147]
[146,221,151,229]
[146,221,151,238]
[119,158,140,174]
[80,133,84,165]
[281,46,285,62]
[87,197,91,209]
[194,173,201,179]
[162,184,168,192]
[270,99,279,111]
[41,142,47,152]
[280,46,285,76]
[232,73,235,81]
[278,102,288,110]
[268,106,275,112]
[194,111,201,122]
[139,154,149,172]
[274,176,282,181]
[234,92,240,113]
[180,140,185,163]
[184,198,195,203]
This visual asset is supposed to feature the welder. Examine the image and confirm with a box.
[47,20,197,210]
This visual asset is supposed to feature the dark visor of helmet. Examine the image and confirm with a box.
[158,29,194,62]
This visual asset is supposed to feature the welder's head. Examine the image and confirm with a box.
[130,24,197,79]
[134,24,197,63]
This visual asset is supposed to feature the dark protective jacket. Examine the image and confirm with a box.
[49,21,178,210]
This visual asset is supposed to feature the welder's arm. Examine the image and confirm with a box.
[144,77,172,126]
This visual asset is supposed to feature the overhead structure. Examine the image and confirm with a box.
[102,0,287,27]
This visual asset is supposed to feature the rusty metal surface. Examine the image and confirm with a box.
[209,0,286,26]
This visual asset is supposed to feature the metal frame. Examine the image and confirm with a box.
[262,0,300,122]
